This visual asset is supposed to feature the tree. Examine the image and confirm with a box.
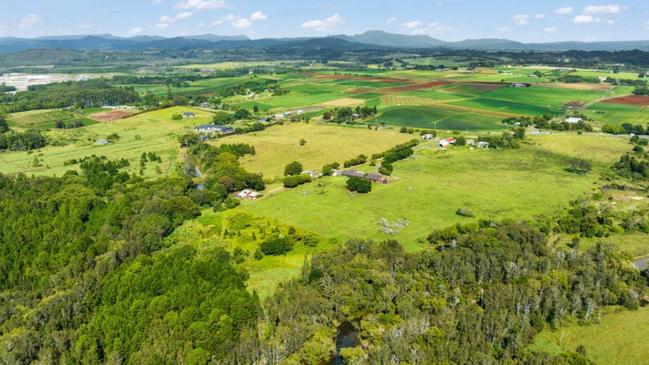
[284,161,303,176]
[260,236,294,255]
[0,116,10,133]
[346,176,372,193]
[234,108,251,120]
[253,105,259,113]
[300,138,307,146]
[567,158,592,175]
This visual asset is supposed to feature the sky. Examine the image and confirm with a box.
[1,0,649,42]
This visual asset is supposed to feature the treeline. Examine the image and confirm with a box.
[323,105,378,123]
[503,115,593,132]
[0,79,141,112]
[372,139,419,175]
[252,220,645,364]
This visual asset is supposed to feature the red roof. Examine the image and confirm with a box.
[446,138,456,143]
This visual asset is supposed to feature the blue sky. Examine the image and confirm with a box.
[1,0,649,42]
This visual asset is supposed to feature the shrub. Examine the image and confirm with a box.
[283,174,312,188]
[260,236,294,255]
[346,176,372,193]
[456,208,475,217]
[567,158,592,175]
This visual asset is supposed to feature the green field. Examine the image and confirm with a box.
[239,134,630,250]
[8,109,100,129]
[372,105,506,130]
[584,101,649,125]
[213,122,413,179]
[0,106,212,177]
[530,307,649,365]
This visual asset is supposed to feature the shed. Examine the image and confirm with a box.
[565,117,583,124]
[422,133,434,140]
[182,112,196,118]
[365,173,389,184]
[96,138,109,145]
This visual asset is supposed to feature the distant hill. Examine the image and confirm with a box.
[1,31,649,53]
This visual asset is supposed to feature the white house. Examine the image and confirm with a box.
[236,190,261,199]
[422,133,434,140]
[565,117,583,124]
[438,139,450,148]
[477,141,490,149]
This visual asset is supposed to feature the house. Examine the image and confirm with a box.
[340,170,366,178]
[200,102,212,109]
[511,83,531,88]
[182,112,196,118]
[467,139,476,147]
[302,170,321,179]
[446,137,457,144]
[96,138,109,145]
[477,141,490,149]
[365,173,389,184]
[422,133,434,140]
[194,125,234,134]
[565,117,583,124]
[438,139,450,148]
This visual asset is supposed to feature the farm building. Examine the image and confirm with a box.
[302,170,321,179]
[365,173,389,184]
[340,170,366,178]
[182,112,196,118]
[194,125,234,134]
[438,139,450,148]
[511,83,532,88]
[565,117,583,124]
[422,133,434,140]
[477,141,490,149]
[96,138,109,145]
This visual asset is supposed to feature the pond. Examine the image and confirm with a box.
[328,321,360,365]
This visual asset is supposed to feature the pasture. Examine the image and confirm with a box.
[8,109,99,130]
[529,307,649,365]
[212,122,413,179]
[241,134,630,250]
[0,107,212,177]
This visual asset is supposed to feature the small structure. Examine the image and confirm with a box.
[422,133,434,141]
[365,173,389,184]
[438,139,451,148]
[467,139,476,147]
[511,83,531,88]
[236,189,262,199]
[199,102,212,109]
[302,170,321,179]
[194,125,234,134]
[182,112,196,118]
[565,117,583,124]
[446,137,457,144]
[477,141,490,149]
[96,138,109,145]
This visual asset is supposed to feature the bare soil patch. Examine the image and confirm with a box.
[319,98,365,108]
[89,110,136,122]
[383,80,451,93]
[537,82,613,91]
[564,100,587,109]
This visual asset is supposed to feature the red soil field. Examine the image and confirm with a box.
[383,80,451,93]
[601,95,649,106]
[315,74,405,83]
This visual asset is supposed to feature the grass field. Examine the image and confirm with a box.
[8,109,100,130]
[529,307,649,365]
[212,122,413,179]
[240,134,630,250]
[0,106,212,177]
[371,105,507,130]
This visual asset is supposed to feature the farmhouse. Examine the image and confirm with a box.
[365,173,389,184]
[477,141,490,149]
[565,117,583,124]
[511,83,532,88]
[422,133,434,140]
[182,112,196,118]
[194,125,234,134]
[438,139,450,148]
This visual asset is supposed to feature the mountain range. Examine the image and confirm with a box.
[2,30,649,53]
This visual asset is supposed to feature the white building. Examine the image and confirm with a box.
[565,117,583,124]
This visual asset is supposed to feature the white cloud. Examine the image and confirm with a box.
[535,14,546,19]
[512,14,530,25]
[545,26,559,32]
[402,20,422,29]
[497,26,513,33]
[19,14,41,29]
[128,26,143,35]
[403,21,448,35]
[584,4,621,14]
[174,0,225,10]
[232,18,252,29]
[301,14,344,32]
[249,11,267,21]
[386,17,397,24]
[555,7,574,15]
[156,11,193,28]
[573,14,598,23]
